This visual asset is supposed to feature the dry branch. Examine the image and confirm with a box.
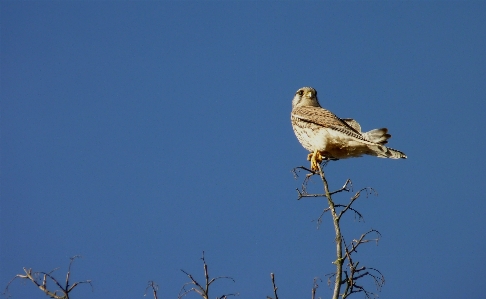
[178,252,237,299]
[145,281,159,299]
[311,277,322,299]
[3,255,92,299]
[266,273,279,299]
[293,162,385,299]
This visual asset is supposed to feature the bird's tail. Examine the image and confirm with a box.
[363,128,391,145]
[363,128,406,159]
[385,146,407,159]
[371,145,407,159]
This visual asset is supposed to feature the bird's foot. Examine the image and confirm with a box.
[307,150,324,171]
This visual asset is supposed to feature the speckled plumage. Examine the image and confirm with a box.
[291,87,407,161]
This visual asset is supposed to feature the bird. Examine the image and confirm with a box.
[291,87,406,171]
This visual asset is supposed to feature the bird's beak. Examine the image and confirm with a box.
[306,91,313,98]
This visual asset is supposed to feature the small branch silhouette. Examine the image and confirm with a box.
[178,251,238,299]
[293,163,384,299]
[145,281,159,299]
[266,273,279,299]
[339,230,384,298]
[3,255,92,299]
[312,277,322,299]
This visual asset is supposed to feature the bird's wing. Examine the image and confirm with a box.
[292,106,373,143]
[341,118,362,133]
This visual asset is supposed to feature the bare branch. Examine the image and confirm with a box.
[179,269,206,299]
[339,230,384,299]
[347,229,382,256]
[292,166,319,200]
[38,271,66,294]
[65,255,81,292]
[315,206,331,228]
[145,281,159,299]
[267,273,279,299]
[3,256,92,299]
[292,166,317,179]
[293,168,353,201]
[179,252,237,299]
[336,204,364,222]
[179,286,204,299]
[315,163,343,299]
[311,277,321,299]
[217,293,239,299]
[316,203,364,229]
[293,161,386,299]
[331,179,353,195]
[336,187,376,221]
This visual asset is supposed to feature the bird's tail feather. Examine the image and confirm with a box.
[372,145,407,159]
[386,147,407,159]
[363,128,391,145]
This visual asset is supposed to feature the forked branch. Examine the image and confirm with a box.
[340,230,384,299]
[293,162,384,299]
[337,188,377,221]
[178,252,238,299]
[145,281,159,299]
[293,167,353,200]
[3,255,92,299]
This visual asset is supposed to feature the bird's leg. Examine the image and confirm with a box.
[314,151,324,170]
[307,150,324,171]
[307,152,314,162]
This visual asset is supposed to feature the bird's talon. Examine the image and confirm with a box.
[309,149,322,171]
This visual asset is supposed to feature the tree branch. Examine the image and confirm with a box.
[3,256,92,299]
[179,252,237,299]
[315,163,343,299]
[293,159,385,299]
[145,281,159,299]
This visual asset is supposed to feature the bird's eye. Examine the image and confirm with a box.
[297,90,304,96]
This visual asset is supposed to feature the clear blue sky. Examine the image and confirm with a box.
[1,2,485,298]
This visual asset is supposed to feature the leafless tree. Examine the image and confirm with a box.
[145,252,238,299]
[3,255,92,299]
[288,162,385,299]
[177,251,238,299]
[4,163,384,299]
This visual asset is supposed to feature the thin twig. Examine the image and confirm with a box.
[311,277,321,299]
[3,256,92,299]
[269,273,278,299]
[179,252,237,299]
[293,160,385,299]
[145,281,159,299]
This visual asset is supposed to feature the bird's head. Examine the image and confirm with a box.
[292,87,321,109]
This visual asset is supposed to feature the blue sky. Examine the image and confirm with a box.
[1,1,485,298]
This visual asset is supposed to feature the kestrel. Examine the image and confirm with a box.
[291,87,406,171]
